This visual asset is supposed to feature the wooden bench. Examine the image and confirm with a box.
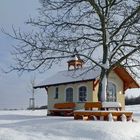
[84,102,102,110]
[50,102,76,116]
[74,110,133,121]
[74,102,133,121]
[74,102,101,120]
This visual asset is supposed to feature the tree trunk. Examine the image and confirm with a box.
[98,69,108,102]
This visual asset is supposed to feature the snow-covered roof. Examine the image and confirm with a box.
[35,67,101,88]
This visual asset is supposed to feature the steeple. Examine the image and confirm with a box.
[67,48,84,70]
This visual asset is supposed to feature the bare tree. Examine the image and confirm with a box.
[4,0,140,102]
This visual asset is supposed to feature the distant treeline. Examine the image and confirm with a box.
[27,105,48,110]
[125,96,140,105]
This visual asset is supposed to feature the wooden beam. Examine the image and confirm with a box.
[93,80,99,90]
[44,87,48,93]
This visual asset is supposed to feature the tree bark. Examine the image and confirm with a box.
[98,68,108,102]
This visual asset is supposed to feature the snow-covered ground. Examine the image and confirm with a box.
[0,106,140,140]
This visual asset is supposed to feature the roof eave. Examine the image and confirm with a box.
[114,66,140,90]
[34,78,96,89]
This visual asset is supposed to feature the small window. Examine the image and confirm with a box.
[79,86,87,102]
[54,87,59,99]
[66,87,73,102]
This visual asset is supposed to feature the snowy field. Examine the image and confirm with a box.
[0,106,140,140]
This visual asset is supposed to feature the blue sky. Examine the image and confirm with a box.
[0,0,67,109]
[0,0,139,109]
[0,0,51,109]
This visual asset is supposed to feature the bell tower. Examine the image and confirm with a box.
[67,49,84,70]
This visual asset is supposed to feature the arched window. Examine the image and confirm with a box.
[79,86,87,102]
[66,88,73,102]
[54,87,59,99]
[107,82,116,102]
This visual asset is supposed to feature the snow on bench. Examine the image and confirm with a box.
[102,102,122,111]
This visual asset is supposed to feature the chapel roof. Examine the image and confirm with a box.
[34,67,100,88]
[34,66,139,90]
